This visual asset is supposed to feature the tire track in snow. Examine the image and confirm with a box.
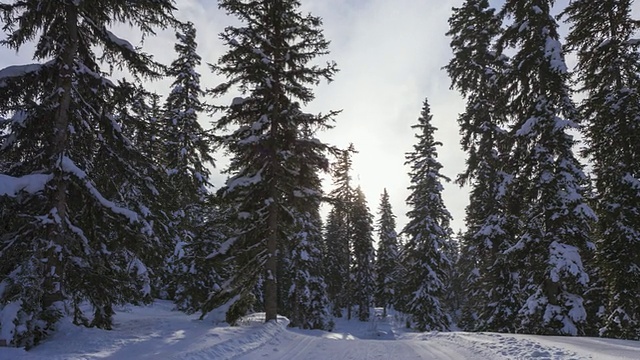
[175,318,289,360]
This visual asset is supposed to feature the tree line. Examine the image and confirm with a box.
[0,0,638,349]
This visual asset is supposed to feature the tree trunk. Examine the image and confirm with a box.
[43,0,78,313]
[264,203,279,322]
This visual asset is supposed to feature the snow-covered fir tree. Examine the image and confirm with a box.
[374,189,399,317]
[285,130,331,328]
[201,0,337,324]
[173,195,230,314]
[398,98,453,332]
[156,21,216,306]
[497,0,596,336]
[324,145,356,317]
[445,0,521,332]
[323,207,349,317]
[106,80,175,297]
[350,187,376,321]
[564,0,640,340]
[0,0,176,347]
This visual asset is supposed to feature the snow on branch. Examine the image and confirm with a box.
[0,173,52,197]
[0,62,51,87]
[105,30,136,52]
[60,156,140,223]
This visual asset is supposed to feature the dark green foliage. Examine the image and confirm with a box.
[563,0,640,340]
[0,0,176,347]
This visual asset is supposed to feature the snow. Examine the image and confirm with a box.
[2,301,639,359]
[545,37,568,73]
[105,30,135,52]
[0,301,22,344]
[0,173,52,197]
[60,156,140,223]
[0,62,51,87]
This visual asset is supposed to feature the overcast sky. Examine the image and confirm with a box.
[6,0,632,237]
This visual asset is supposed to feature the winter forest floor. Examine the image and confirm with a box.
[1,301,639,360]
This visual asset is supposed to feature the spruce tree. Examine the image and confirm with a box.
[399,98,453,331]
[158,22,216,304]
[287,188,330,329]
[324,145,356,317]
[564,0,640,340]
[324,207,350,317]
[446,0,520,332]
[106,80,175,298]
[0,0,176,347]
[171,189,234,314]
[202,0,337,323]
[282,119,331,329]
[351,187,376,321]
[497,0,596,335]
[374,188,399,317]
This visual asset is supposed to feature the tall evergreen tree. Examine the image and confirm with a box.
[374,188,399,317]
[201,0,337,323]
[497,0,596,335]
[324,145,356,317]
[323,207,349,317]
[398,98,453,332]
[446,0,520,332]
[106,80,174,299]
[350,187,376,321]
[158,21,216,304]
[564,0,640,340]
[0,0,176,347]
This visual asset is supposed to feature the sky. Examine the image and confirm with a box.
[5,0,636,237]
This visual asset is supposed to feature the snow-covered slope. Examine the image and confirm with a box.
[1,301,638,360]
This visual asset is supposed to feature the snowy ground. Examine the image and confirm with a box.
[1,301,639,360]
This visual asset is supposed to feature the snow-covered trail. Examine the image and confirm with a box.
[236,317,482,360]
[2,302,640,360]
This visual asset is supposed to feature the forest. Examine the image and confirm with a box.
[0,0,639,350]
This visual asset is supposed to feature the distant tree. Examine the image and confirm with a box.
[564,0,640,340]
[497,0,596,335]
[200,0,337,323]
[323,207,350,317]
[398,98,453,331]
[0,0,176,347]
[351,187,376,321]
[446,0,520,332]
[374,189,399,317]
[158,22,216,304]
[324,145,356,317]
